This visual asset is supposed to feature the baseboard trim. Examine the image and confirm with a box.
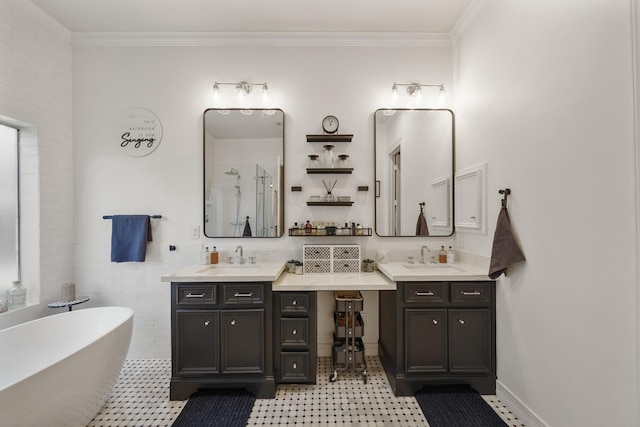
[496,380,549,427]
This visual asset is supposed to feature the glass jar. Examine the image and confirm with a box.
[323,144,335,168]
[337,154,349,168]
[7,280,26,309]
[308,154,320,169]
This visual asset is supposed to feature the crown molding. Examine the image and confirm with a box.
[71,31,451,47]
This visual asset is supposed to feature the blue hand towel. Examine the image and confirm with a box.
[110,215,152,262]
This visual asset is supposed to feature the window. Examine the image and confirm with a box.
[0,123,19,287]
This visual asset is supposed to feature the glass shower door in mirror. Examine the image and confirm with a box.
[374,109,454,237]
[203,109,284,238]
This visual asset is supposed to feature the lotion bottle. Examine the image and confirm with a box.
[202,246,211,265]
[446,246,454,264]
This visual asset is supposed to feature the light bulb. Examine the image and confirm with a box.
[390,83,399,107]
[262,83,272,107]
[212,83,223,106]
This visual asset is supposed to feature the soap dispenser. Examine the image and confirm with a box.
[210,246,218,265]
[438,246,447,263]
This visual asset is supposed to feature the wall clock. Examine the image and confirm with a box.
[115,108,163,157]
[322,115,339,134]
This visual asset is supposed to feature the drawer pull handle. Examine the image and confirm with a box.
[292,328,297,335]
[461,291,481,296]
[230,320,236,326]
[186,293,206,298]
[293,362,297,369]
[292,300,297,306]
[416,291,434,296]
[432,319,438,325]
[458,319,465,325]
[204,320,210,326]
[234,292,253,298]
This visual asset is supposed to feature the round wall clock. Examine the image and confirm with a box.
[322,115,339,134]
[115,108,163,157]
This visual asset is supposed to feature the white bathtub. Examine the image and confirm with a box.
[0,306,133,427]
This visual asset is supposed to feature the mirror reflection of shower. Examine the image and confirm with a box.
[255,164,275,237]
[224,168,243,236]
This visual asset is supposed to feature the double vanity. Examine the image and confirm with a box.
[161,259,495,400]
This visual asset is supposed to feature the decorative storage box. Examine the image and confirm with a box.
[303,244,361,274]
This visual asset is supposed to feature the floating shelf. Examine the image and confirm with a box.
[307,201,354,206]
[289,227,372,237]
[306,134,353,143]
[306,168,353,174]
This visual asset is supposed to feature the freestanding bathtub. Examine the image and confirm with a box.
[0,306,133,427]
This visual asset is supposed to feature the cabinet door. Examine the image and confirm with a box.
[175,310,220,375]
[449,309,492,373]
[405,309,447,373]
[221,309,264,374]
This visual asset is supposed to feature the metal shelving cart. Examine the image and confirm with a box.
[329,291,367,384]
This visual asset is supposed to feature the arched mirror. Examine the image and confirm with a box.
[203,108,284,238]
[374,109,454,237]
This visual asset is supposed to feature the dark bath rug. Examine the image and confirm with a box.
[415,385,508,427]
[171,389,255,427]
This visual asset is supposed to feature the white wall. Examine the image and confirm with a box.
[452,1,637,426]
[0,0,73,329]
[71,40,455,358]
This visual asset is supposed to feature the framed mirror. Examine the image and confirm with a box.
[374,109,454,237]
[203,108,284,238]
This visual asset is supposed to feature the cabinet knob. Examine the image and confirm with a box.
[293,362,297,369]
[230,319,236,326]
[458,319,465,325]
[432,319,438,325]
[292,328,297,335]
[292,300,297,306]
[204,320,210,326]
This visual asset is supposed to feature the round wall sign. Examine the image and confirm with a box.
[115,108,162,157]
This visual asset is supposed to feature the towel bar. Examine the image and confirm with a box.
[103,215,162,219]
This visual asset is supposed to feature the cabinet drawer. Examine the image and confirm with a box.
[451,283,491,304]
[280,318,310,348]
[332,245,360,260]
[404,282,447,304]
[332,259,360,273]
[303,245,331,259]
[280,293,310,314]
[279,352,310,382]
[223,284,264,305]
[176,284,217,305]
[304,260,331,274]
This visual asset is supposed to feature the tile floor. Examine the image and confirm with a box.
[88,358,524,427]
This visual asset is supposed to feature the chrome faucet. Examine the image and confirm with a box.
[420,245,431,264]
[235,245,244,264]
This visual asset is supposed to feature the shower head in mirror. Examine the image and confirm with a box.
[225,168,240,176]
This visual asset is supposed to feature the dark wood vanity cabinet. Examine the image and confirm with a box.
[379,281,496,395]
[170,282,275,400]
[274,292,317,384]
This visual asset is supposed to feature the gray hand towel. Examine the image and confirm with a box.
[489,207,525,279]
[416,211,429,236]
[111,215,152,262]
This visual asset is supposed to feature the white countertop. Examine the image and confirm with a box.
[375,261,490,282]
[160,261,287,282]
[161,260,490,286]
[273,271,395,291]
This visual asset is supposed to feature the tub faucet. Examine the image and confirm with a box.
[235,245,244,264]
[420,245,431,264]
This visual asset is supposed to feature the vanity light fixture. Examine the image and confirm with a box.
[212,81,270,107]
[391,82,445,106]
